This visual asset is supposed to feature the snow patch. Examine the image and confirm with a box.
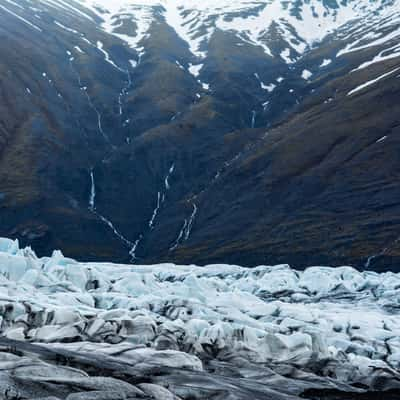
[320,58,332,67]
[301,69,313,80]
[188,63,203,77]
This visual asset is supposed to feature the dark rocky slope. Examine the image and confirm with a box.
[0,0,399,270]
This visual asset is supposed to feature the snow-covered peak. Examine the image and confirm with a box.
[3,0,398,62]
[76,0,397,60]
[79,0,161,51]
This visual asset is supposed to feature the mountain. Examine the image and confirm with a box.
[0,0,399,270]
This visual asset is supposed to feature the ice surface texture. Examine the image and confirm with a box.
[0,237,400,399]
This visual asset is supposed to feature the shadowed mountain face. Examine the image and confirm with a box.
[0,0,399,270]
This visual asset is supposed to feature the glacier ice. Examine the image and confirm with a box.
[0,238,399,398]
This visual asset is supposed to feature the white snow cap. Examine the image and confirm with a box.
[75,0,394,60]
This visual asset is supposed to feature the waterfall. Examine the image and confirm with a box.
[89,169,96,210]
[251,110,256,128]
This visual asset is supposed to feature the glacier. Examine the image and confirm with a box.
[0,237,399,399]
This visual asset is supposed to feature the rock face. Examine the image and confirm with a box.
[0,238,399,398]
[0,0,400,270]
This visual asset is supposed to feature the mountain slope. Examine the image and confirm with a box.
[0,0,399,270]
